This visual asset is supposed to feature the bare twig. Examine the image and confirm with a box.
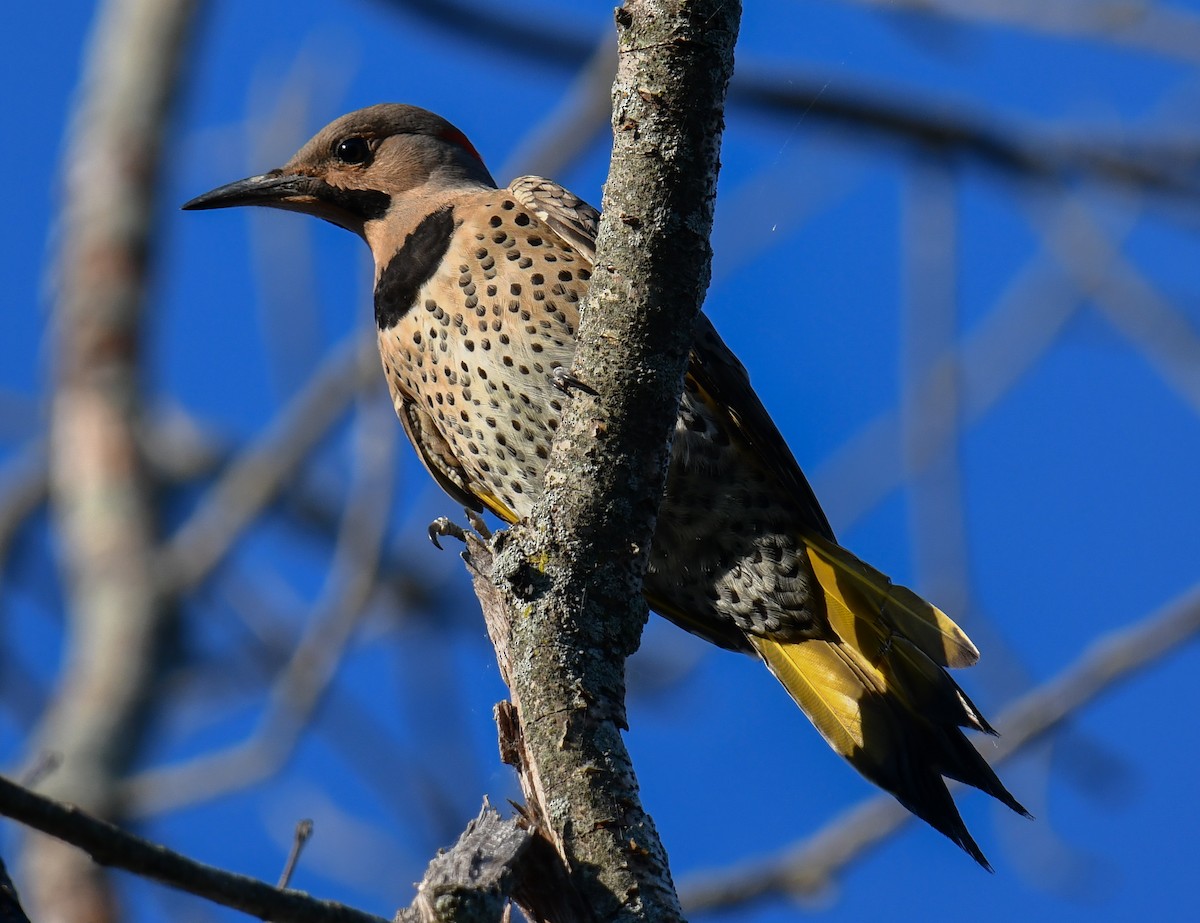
[3,776,562,923]
[678,581,1200,912]
[0,774,389,923]
[277,820,314,890]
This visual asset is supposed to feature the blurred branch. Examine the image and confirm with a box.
[730,70,1200,201]
[377,0,1200,200]
[0,442,47,580]
[124,391,396,817]
[141,406,230,481]
[901,160,1100,877]
[1023,195,1200,414]
[679,579,1200,913]
[0,413,225,588]
[0,774,390,923]
[158,334,379,595]
[31,1,200,921]
[372,0,591,67]
[842,0,1200,66]
[496,35,615,182]
[815,253,1081,529]
[814,184,1144,529]
[244,61,337,400]
[0,855,31,923]
[901,155,972,618]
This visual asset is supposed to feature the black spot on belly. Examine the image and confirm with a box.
[375,206,455,329]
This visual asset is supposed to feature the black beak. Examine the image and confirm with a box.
[182,170,323,211]
[182,171,389,232]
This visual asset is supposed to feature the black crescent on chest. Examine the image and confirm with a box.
[374,206,457,330]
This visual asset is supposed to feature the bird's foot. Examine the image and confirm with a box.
[428,517,465,550]
[428,509,492,549]
[550,365,597,396]
[466,508,492,539]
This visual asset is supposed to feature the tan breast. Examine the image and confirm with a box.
[376,192,588,518]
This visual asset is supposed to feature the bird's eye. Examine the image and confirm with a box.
[334,137,371,165]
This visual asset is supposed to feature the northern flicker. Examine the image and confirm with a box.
[185,103,1027,865]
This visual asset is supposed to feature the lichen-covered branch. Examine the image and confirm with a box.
[450,2,741,921]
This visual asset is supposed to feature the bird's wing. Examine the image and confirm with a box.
[507,176,600,262]
[506,174,976,661]
[509,175,834,535]
[396,396,516,523]
[686,315,836,539]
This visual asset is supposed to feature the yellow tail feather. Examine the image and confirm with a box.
[747,634,870,754]
[804,532,979,669]
[748,538,1028,866]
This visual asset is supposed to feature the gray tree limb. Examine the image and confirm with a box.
[0,775,388,923]
[432,2,742,921]
[31,1,200,920]
[0,774,562,923]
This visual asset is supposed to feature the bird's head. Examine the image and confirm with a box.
[182,104,496,237]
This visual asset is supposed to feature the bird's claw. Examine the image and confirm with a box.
[428,509,492,549]
[551,365,597,396]
[428,517,467,550]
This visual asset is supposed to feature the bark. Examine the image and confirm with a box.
[29,1,200,920]
[4,775,570,923]
[455,1,741,920]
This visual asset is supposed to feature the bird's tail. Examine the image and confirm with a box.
[748,534,1028,867]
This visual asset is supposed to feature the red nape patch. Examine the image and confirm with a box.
[438,127,485,165]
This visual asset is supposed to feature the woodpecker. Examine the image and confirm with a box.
[185,103,1027,865]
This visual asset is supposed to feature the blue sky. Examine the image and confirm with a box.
[4,1,1200,921]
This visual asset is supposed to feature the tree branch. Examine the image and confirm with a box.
[429,2,743,920]
[33,0,200,919]
[841,0,1200,67]
[1,775,573,923]
[0,774,389,923]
